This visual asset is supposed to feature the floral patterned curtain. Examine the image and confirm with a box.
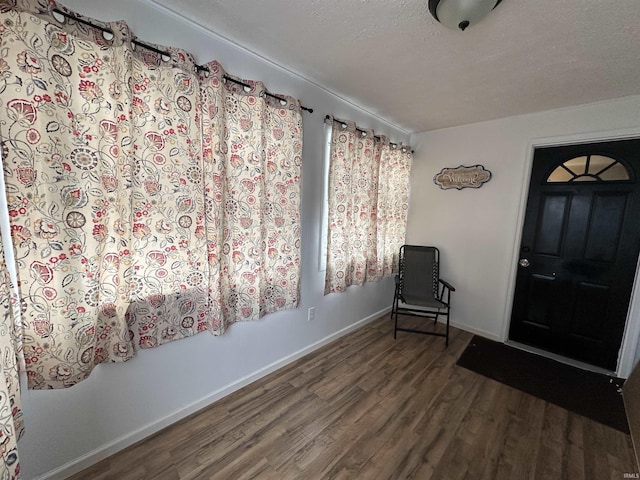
[1,2,137,388]
[324,117,412,294]
[0,0,303,391]
[0,228,23,478]
[121,28,210,350]
[0,2,207,388]
[199,61,302,332]
[372,143,412,280]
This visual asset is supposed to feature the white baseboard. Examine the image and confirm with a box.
[448,319,501,342]
[36,307,390,480]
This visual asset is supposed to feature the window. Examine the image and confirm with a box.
[323,116,412,294]
[319,124,331,272]
[547,155,631,183]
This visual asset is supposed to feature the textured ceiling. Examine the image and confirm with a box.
[150,0,640,133]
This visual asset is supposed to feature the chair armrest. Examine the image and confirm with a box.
[439,279,455,292]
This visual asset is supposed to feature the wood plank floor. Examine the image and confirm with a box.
[69,316,638,479]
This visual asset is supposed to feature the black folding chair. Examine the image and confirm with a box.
[391,245,455,346]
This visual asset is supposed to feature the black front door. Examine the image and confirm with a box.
[509,138,640,371]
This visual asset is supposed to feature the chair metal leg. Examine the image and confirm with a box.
[394,308,398,339]
[393,296,399,339]
[445,308,450,347]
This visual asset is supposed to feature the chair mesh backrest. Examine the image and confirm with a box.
[400,245,439,300]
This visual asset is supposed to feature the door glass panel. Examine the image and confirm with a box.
[599,162,630,181]
[548,167,573,182]
[547,155,630,183]
[587,155,615,175]
[563,156,588,173]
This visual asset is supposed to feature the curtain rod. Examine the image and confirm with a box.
[51,9,312,114]
[52,9,177,60]
[196,65,312,113]
[325,115,413,153]
[53,8,112,34]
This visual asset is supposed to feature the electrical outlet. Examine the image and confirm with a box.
[307,307,315,322]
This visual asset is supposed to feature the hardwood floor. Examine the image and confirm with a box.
[69,316,638,479]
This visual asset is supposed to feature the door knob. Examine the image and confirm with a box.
[519,258,530,267]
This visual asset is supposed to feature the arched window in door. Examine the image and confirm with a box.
[547,155,631,183]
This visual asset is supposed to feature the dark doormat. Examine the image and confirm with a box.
[456,335,629,433]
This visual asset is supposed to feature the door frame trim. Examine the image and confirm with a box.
[502,127,640,378]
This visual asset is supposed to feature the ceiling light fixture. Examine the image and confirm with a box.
[428,0,502,31]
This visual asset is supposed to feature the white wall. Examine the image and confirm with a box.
[406,95,640,378]
[13,1,410,478]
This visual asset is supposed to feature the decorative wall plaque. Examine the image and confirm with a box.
[434,165,492,190]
